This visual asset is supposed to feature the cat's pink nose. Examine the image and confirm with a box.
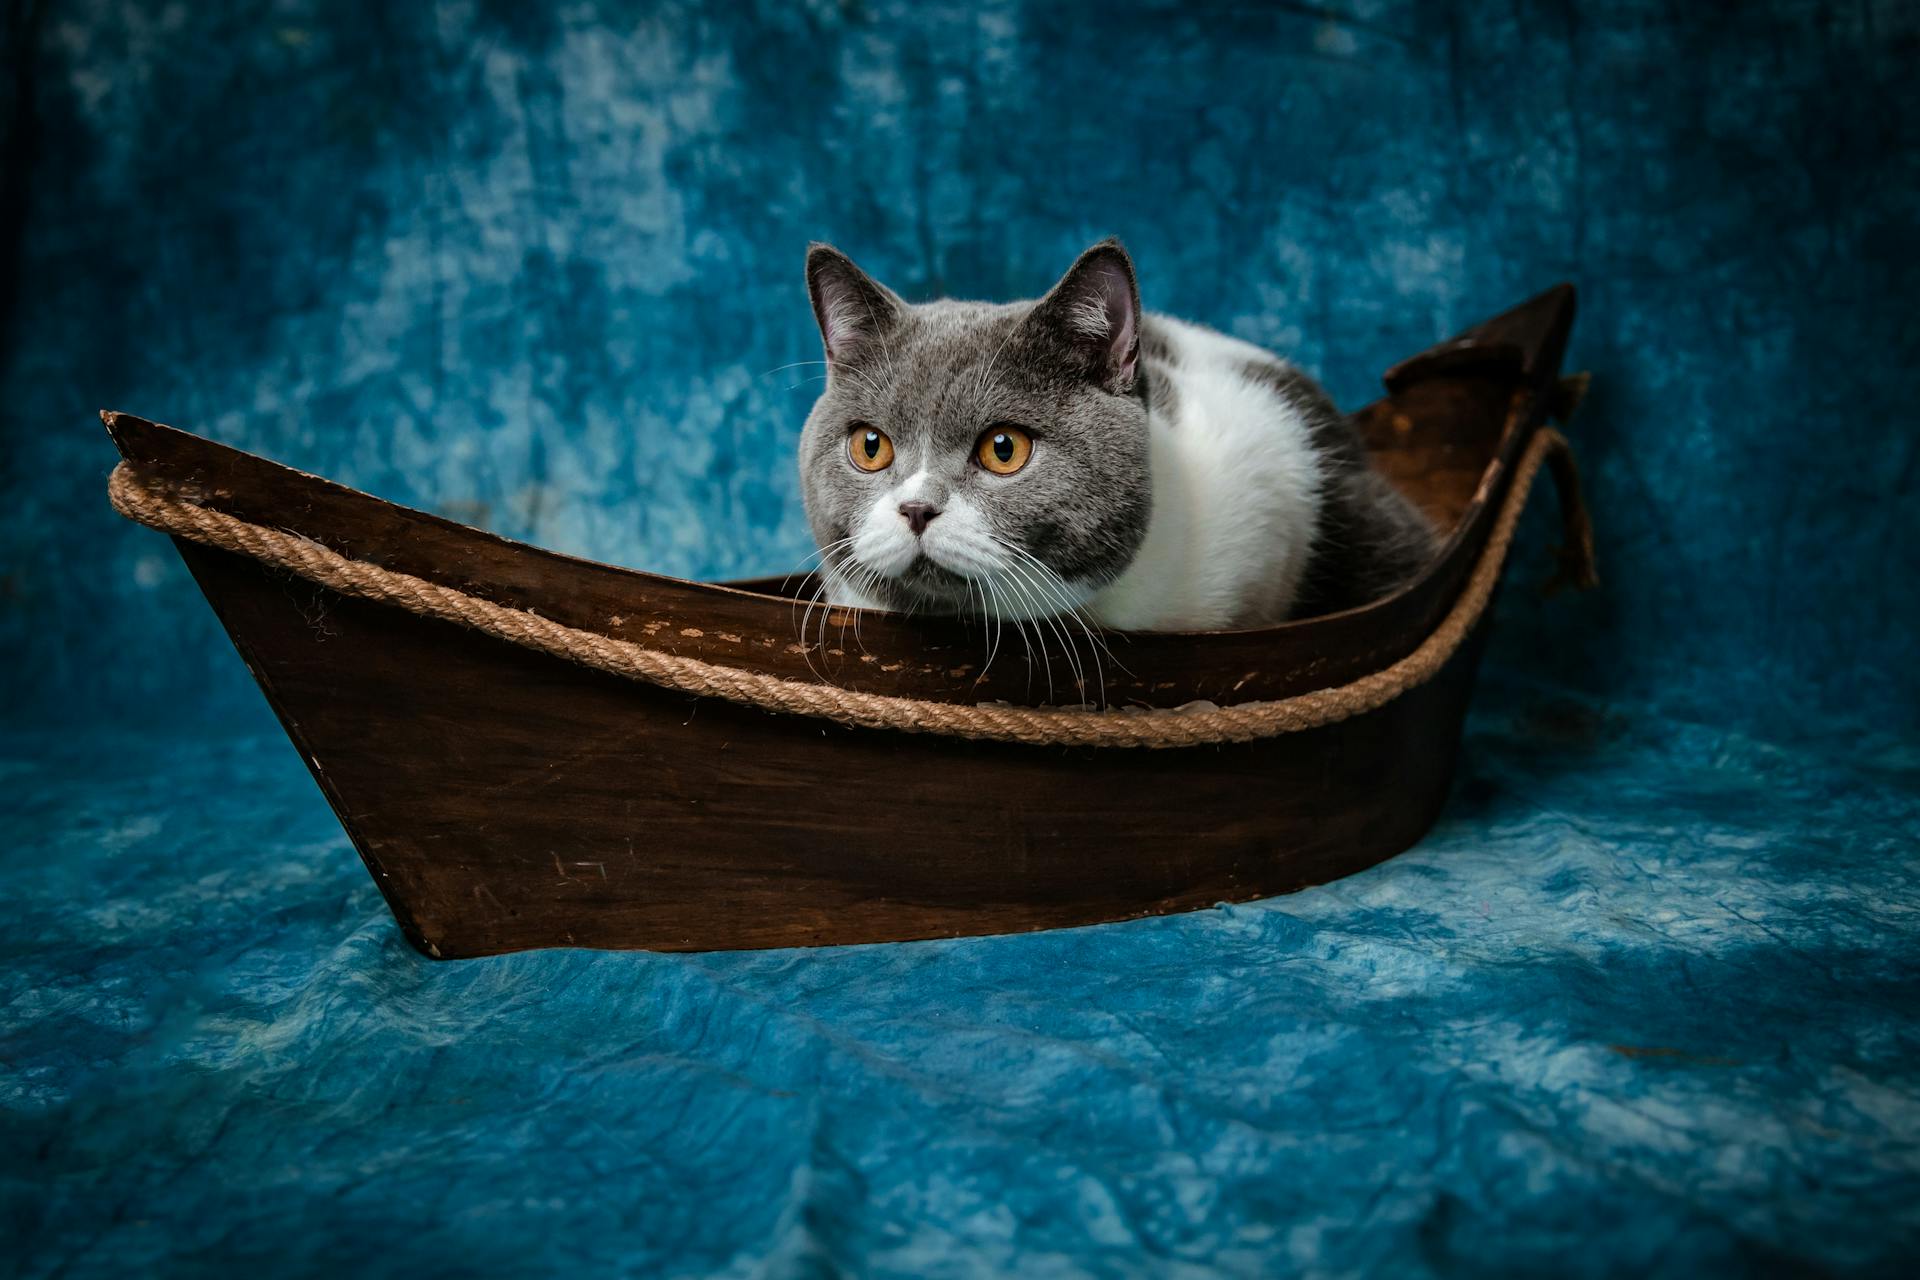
[898,501,941,536]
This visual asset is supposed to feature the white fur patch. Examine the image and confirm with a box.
[848,479,920,579]
[1085,316,1323,630]
[832,479,1092,622]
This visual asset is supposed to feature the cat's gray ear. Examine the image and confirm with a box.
[1028,238,1142,394]
[806,244,903,364]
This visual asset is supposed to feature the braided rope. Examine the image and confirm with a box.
[107,427,1589,748]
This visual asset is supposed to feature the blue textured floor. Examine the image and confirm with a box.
[5,683,1917,1277]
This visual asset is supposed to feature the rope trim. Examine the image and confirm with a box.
[107,427,1590,749]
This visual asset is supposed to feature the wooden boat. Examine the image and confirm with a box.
[104,285,1589,958]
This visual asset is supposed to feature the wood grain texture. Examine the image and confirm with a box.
[108,285,1576,956]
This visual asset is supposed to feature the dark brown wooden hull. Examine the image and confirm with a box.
[106,285,1576,957]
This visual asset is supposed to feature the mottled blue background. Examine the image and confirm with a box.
[3,2,1917,1276]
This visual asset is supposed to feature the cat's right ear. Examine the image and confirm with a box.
[806,244,903,365]
[1027,238,1142,395]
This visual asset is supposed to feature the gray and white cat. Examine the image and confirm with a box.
[798,239,1436,632]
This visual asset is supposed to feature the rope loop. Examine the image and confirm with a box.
[108,426,1592,748]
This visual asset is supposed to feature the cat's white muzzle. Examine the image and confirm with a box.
[843,490,1091,622]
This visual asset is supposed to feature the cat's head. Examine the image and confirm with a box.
[797,239,1152,618]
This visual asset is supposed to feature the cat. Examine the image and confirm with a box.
[797,238,1437,634]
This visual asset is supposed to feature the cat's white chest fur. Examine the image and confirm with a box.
[1084,316,1323,631]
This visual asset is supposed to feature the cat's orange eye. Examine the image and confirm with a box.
[975,425,1034,476]
[847,424,895,472]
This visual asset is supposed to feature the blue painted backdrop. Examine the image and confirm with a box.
[3,2,1917,1276]
[4,0,1915,735]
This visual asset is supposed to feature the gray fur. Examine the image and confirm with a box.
[1237,357,1440,615]
[800,243,1152,613]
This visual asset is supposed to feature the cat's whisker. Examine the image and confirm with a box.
[978,574,1017,687]
[1034,575,1122,693]
[990,553,1091,704]
[980,577,1006,682]
[832,562,863,654]
[997,572,1055,702]
[814,574,837,666]
[801,550,876,674]
[971,578,989,676]
[965,577,991,680]
[1015,566,1105,708]
[760,359,829,378]
[807,544,892,661]
[762,359,841,396]
[796,568,836,682]
[805,543,854,599]
[1056,605,1114,706]
[849,561,886,654]
[795,346,890,403]
[1066,608,1107,706]
[1021,595,1061,704]
[993,537,1128,690]
[782,537,857,596]
[1034,598,1090,704]
[791,545,860,614]
[794,560,825,632]
[808,562,854,665]
[973,576,1003,684]
[818,557,863,661]
[1005,591,1044,698]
